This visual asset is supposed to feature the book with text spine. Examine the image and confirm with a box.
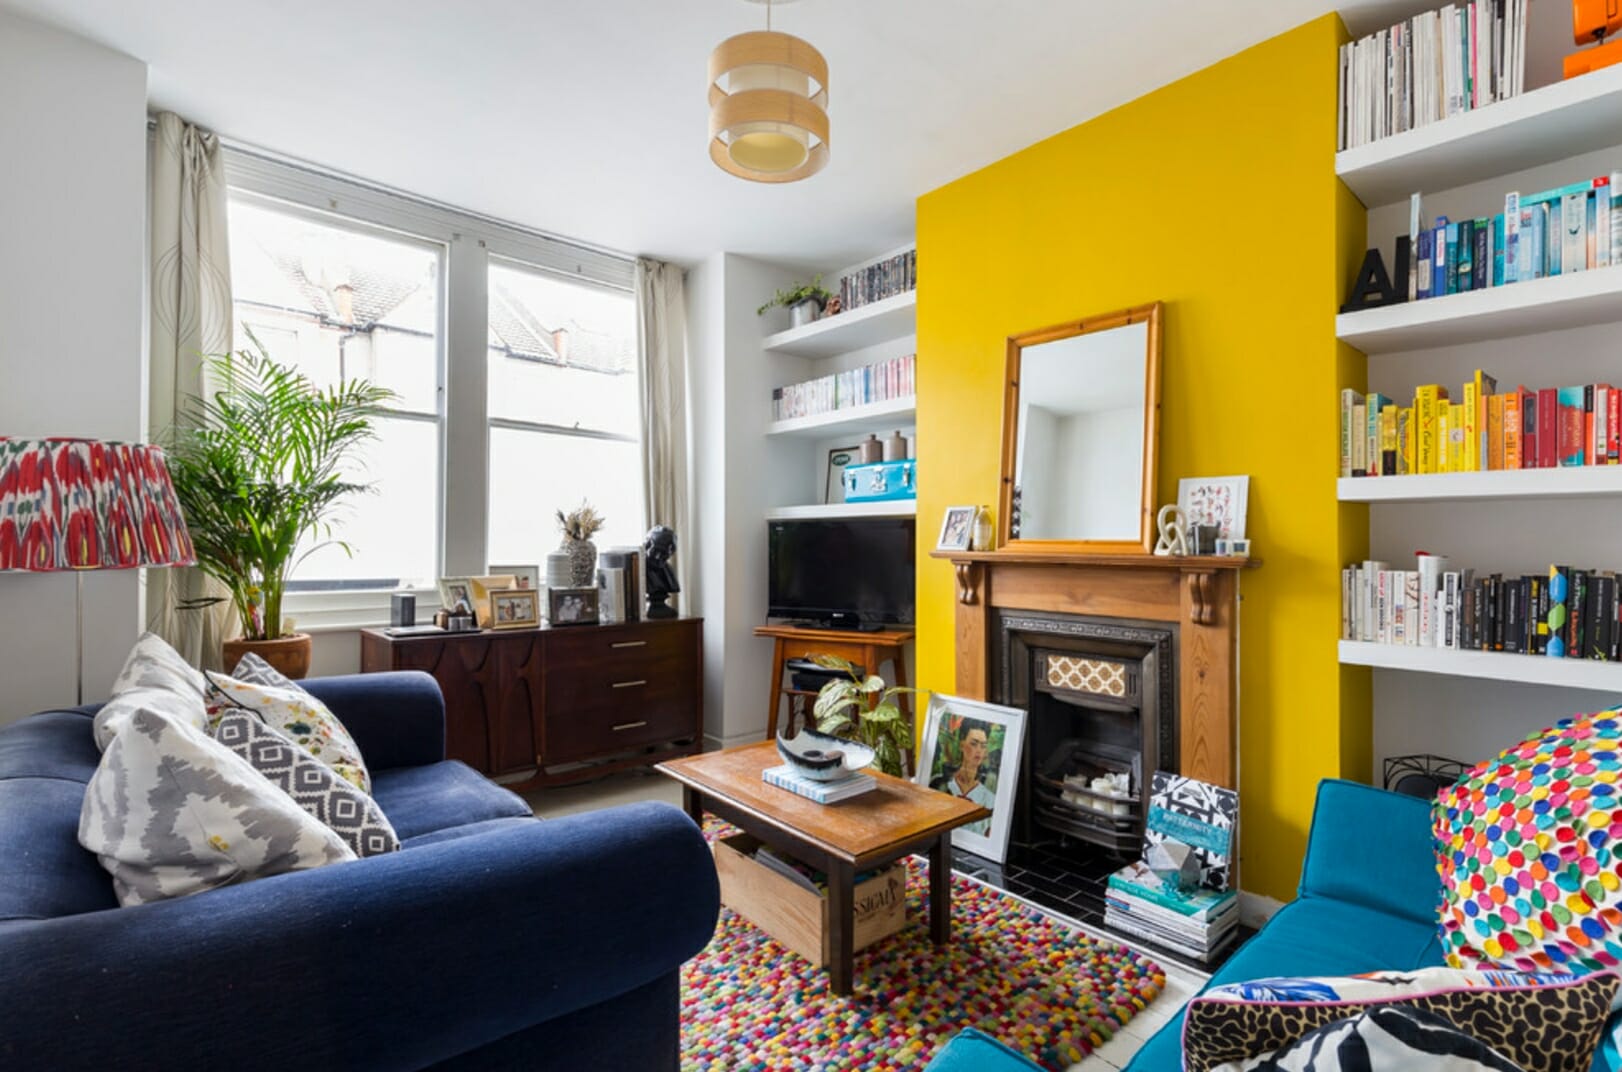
[1416,385,1448,474]
[1559,387,1587,466]
[761,763,876,804]
[1106,861,1237,922]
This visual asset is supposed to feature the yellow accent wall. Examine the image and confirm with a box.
[915,14,1368,902]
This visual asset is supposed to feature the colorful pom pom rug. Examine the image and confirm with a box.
[681,828,1165,1071]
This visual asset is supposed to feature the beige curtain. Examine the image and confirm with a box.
[148,112,234,669]
[635,258,691,607]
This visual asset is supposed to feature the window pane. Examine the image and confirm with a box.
[487,260,639,434]
[291,416,440,588]
[488,428,645,565]
[229,197,441,414]
[227,196,443,592]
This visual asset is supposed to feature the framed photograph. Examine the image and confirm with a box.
[438,577,478,622]
[488,587,541,630]
[468,574,517,625]
[936,505,977,551]
[1177,476,1249,541]
[824,444,860,505]
[915,692,1026,863]
[547,586,600,626]
[488,564,540,590]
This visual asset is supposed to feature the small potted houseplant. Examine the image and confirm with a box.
[810,654,915,777]
[165,340,394,678]
[757,275,835,328]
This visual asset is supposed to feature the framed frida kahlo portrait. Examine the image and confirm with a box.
[915,692,1026,863]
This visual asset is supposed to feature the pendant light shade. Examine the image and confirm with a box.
[709,28,828,183]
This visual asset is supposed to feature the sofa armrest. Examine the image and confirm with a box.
[302,670,445,771]
[1297,779,1441,926]
[0,801,718,1071]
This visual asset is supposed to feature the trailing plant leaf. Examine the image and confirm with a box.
[809,653,917,777]
[756,275,834,316]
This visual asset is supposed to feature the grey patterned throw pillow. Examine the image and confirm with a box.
[78,708,355,906]
[212,711,399,858]
[230,651,305,692]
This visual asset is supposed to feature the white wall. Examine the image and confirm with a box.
[1363,134,1622,774]
[1055,406,1142,539]
[0,12,147,721]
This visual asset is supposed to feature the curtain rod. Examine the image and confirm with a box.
[145,114,637,268]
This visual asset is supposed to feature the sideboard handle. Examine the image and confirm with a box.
[612,720,649,732]
[611,640,647,649]
[611,679,648,689]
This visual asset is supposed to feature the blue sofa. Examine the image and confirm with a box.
[926,779,1443,1072]
[0,671,720,1071]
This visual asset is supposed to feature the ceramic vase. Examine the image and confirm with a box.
[563,537,597,587]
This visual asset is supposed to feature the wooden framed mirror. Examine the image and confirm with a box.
[998,302,1163,553]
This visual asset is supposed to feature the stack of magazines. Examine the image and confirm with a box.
[1104,860,1239,961]
[762,763,875,805]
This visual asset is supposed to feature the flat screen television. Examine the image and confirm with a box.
[767,517,916,629]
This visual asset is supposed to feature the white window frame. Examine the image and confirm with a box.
[222,147,635,632]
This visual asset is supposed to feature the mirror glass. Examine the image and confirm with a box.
[1003,306,1160,549]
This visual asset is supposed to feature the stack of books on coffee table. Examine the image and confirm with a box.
[1104,859,1239,961]
[762,763,876,804]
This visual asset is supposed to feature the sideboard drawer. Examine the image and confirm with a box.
[545,622,688,674]
[544,621,700,763]
[545,690,695,761]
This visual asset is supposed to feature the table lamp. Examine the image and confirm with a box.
[0,438,195,704]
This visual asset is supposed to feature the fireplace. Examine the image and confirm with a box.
[995,611,1176,856]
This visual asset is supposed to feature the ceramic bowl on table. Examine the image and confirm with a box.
[775,728,875,782]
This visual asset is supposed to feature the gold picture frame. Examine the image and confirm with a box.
[488,587,541,630]
[468,574,517,626]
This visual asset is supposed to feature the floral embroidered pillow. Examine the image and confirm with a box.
[205,672,371,794]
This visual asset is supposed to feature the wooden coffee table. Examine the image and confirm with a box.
[656,742,990,995]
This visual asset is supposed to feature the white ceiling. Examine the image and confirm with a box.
[6,1,1434,269]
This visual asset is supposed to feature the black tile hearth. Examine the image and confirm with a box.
[951,837,1253,974]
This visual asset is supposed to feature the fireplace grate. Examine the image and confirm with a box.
[1030,738,1142,855]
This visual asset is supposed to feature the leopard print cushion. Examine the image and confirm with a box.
[1183,967,1618,1072]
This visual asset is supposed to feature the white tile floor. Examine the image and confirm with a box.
[522,770,1205,1071]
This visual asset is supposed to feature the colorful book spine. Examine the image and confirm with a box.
[1417,384,1448,474]
[1559,386,1587,466]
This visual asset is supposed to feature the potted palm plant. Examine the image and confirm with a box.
[165,342,394,678]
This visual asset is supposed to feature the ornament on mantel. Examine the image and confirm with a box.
[1153,504,1188,557]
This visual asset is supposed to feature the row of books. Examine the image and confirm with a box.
[1340,372,1622,478]
[1338,0,1528,152]
[1343,554,1622,659]
[839,250,915,312]
[761,762,875,805]
[1397,178,1621,304]
[771,354,916,422]
[1104,860,1239,961]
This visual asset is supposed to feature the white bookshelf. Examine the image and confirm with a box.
[1337,64,1622,206]
[1341,640,1622,691]
[766,397,916,440]
[1339,467,1622,503]
[766,501,917,521]
[1336,266,1622,354]
[762,290,917,359]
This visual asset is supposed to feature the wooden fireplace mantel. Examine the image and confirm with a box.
[929,549,1257,788]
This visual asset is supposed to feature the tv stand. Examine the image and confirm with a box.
[754,622,916,772]
[796,618,884,633]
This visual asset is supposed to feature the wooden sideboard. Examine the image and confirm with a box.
[360,617,703,787]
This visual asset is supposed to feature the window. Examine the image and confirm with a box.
[486,258,645,563]
[227,196,443,591]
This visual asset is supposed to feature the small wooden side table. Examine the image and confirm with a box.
[754,623,914,747]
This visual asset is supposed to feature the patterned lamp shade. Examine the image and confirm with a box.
[0,438,195,572]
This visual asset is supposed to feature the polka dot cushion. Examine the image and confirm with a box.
[1435,709,1622,972]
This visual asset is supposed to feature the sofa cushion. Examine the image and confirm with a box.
[1216,1005,1528,1072]
[92,685,208,754]
[109,630,207,700]
[0,777,118,922]
[212,710,399,858]
[1436,709,1622,973]
[923,1027,1044,1071]
[1183,966,1617,1072]
[205,671,372,794]
[229,651,305,691]
[371,761,532,840]
[78,708,355,905]
[0,709,100,783]
[402,816,538,850]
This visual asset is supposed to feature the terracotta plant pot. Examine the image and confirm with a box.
[222,633,313,680]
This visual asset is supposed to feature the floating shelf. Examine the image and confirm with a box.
[761,291,916,358]
[765,501,917,521]
[1336,64,1622,207]
[1340,640,1622,692]
[1336,265,1622,353]
[1338,467,1622,503]
[765,396,916,439]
